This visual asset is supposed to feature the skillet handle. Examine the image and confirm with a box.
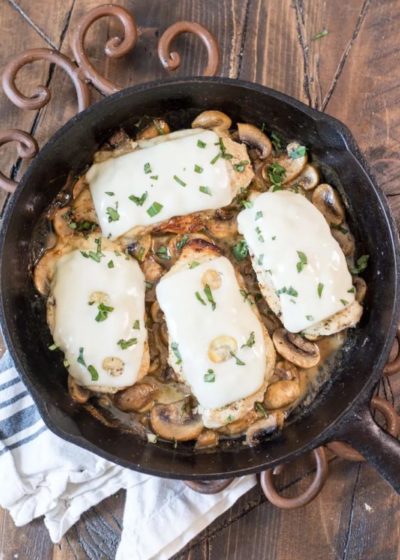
[334,398,400,493]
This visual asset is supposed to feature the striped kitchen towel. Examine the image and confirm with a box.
[0,351,255,558]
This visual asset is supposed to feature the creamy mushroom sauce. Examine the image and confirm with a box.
[32,113,367,450]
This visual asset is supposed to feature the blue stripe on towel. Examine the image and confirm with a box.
[0,377,21,392]
[0,390,30,410]
[0,424,46,456]
[0,404,41,439]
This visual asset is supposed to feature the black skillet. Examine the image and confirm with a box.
[1,78,400,491]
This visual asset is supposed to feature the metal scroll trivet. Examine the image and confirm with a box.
[0,3,399,509]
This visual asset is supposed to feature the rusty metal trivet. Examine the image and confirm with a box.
[0,3,399,509]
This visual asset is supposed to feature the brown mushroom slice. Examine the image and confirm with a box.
[191,110,232,136]
[195,430,219,449]
[331,226,355,256]
[272,328,320,368]
[136,118,170,140]
[303,301,363,338]
[312,184,345,225]
[245,415,279,446]
[263,142,307,185]
[217,410,258,436]
[206,215,238,238]
[264,379,301,410]
[237,123,272,160]
[270,360,299,383]
[142,256,164,284]
[68,375,90,404]
[114,381,159,412]
[150,398,203,441]
[353,277,367,303]
[287,163,319,191]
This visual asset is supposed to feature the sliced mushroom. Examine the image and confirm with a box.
[263,142,307,185]
[287,163,319,191]
[207,215,238,238]
[126,234,152,262]
[217,410,258,436]
[271,360,299,383]
[331,226,355,256]
[68,375,90,404]
[237,123,272,160]
[312,184,345,225]
[142,256,164,283]
[102,357,125,377]
[353,276,367,303]
[150,300,163,323]
[272,328,320,368]
[245,415,278,446]
[264,379,301,409]
[195,430,219,449]
[114,381,158,412]
[53,207,76,238]
[201,269,222,289]
[191,110,232,136]
[150,398,203,441]
[136,118,170,140]
[208,335,238,363]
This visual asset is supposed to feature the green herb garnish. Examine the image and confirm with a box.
[296,251,308,273]
[348,287,356,293]
[87,365,99,381]
[106,203,120,223]
[194,164,203,174]
[204,369,216,383]
[350,254,369,274]
[255,402,267,417]
[318,282,324,298]
[173,175,186,187]
[232,239,248,261]
[255,226,264,243]
[230,351,245,366]
[233,160,250,173]
[242,200,253,209]
[255,211,263,220]
[129,191,148,206]
[48,343,58,351]
[331,224,348,234]
[267,162,286,189]
[289,145,307,159]
[340,299,349,306]
[278,286,298,297]
[171,342,182,365]
[150,175,158,181]
[240,289,253,303]
[204,284,216,310]
[77,347,86,366]
[242,331,255,349]
[63,359,70,368]
[147,201,163,217]
[306,315,314,321]
[133,320,140,329]
[176,234,189,250]
[156,246,170,260]
[107,260,114,269]
[145,281,153,289]
[95,302,114,322]
[197,139,206,148]
[257,254,264,265]
[271,132,284,151]
[144,162,152,174]
[189,261,200,269]
[117,338,137,350]
[105,191,114,196]
[195,291,206,305]
[199,186,212,195]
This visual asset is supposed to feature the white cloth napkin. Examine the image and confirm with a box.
[0,352,256,558]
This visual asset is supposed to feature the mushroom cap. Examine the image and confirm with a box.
[353,276,367,303]
[68,375,90,404]
[331,226,355,256]
[237,123,272,160]
[272,328,320,368]
[150,398,203,441]
[264,379,301,409]
[191,110,232,135]
[312,184,345,225]
[288,163,319,191]
[115,381,158,412]
[263,141,308,185]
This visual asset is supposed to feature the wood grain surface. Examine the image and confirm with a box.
[0,1,399,559]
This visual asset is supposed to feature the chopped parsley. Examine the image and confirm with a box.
[150,175,158,181]
[271,236,276,240]
[144,162,152,174]
[156,246,170,260]
[81,237,104,263]
[240,289,253,303]
[350,254,369,274]
[348,287,356,293]
[289,145,307,159]
[189,261,200,269]
[312,29,328,41]
[257,254,264,265]
[255,402,267,417]
[117,338,137,349]
[199,186,212,195]
[105,191,114,196]
[306,315,314,321]
[145,281,153,289]
[195,291,206,305]
[173,175,186,187]
[210,153,220,165]
[194,164,203,174]
[255,226,264,242]
[271,132,284,151]
[233,160,250,173]
[230,351,245,366]
[317,282,324,298]
[278,286,298,297]
[176,234,189,250]
[129,191,148,206]
[242,199,253,209]
[95,302,114,322]
[255,210,263,220]
[241,331,255,348]
[77,347,86,366]
[204,284,216,310]
[107,260,114,268]
[106,203,120,222]
[267,162,286,189]
[147,201,163,217]
[171,342,182,365]
[204,369,216,383]
[340,299,349,306]
[296,251,308,273]
[87,365,99,381]
[133,320,140,329]
[197,139,207,148]
[63,359,70,368]
[210,138,233,164]
[331,224,348,234]
[48,343,58,351]
[232,239,249,261]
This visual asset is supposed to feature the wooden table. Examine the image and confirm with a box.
[0,1,399,558]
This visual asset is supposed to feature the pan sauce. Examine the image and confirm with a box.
[33,112,367,449]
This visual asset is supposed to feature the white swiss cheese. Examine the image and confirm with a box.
[87,129,232,239]
[237,191,355,333]
[51,249,147,390]
[156,256,266,409]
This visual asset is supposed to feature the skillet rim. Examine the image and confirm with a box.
[1,76,399,479]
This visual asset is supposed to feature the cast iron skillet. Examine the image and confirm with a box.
[1,78,400,491]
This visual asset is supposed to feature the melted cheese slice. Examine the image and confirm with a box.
[51,249,147,390]
[237,191,355,333]
[87,129,232,239]
[156,256,266,409]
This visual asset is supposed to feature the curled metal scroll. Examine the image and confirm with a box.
[158,21,220,76]
[184,478,234,494]
[70,4,138,96]
[327,396,400,462]
[260,447,328,509]
[0,130,38,193]
[1,48,90,112]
